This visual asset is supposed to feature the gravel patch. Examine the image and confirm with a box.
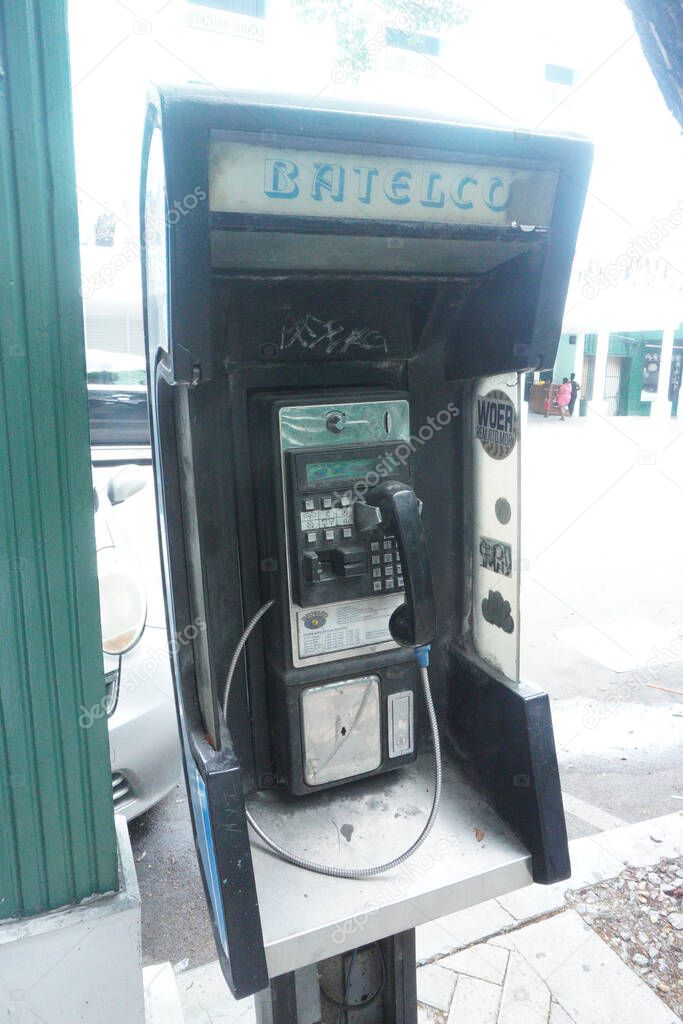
[566,855,683,1018]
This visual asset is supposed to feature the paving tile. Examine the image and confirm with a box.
[549,1002,576,1024]
[418,1006,446,1023]
[143,963,185,1024]
[176,961,256,1023]
[589,812,683,869]
[506,910,677,1024]
[447,974,501,1023]
[416,963,457,1011]
[416,899,516,963]
[495,881,568,923]
[498,951,550,1024]
[497,836,624,922]
[440,942,509,985]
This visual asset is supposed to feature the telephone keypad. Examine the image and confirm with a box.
[374,534,404,593]
[297,490,404,597]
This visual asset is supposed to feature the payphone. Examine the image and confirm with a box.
[247,392,437,797]
[140,86,592,1011]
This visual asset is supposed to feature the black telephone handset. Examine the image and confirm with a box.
[365,480,436,649]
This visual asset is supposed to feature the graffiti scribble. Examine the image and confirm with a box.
[281,313,389,356]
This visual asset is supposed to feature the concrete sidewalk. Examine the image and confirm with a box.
[146,811,683,1024]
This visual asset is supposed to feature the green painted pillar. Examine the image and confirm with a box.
[0,1,118,919]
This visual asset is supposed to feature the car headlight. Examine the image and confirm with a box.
[97,547,146,655]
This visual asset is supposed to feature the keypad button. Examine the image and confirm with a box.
[397,576,404,588]
[372,568,381,579]
[372,555,380,565]
[384,553,393,563]
[341,495,351,506]
[306,531,317,544]
[342,527,352,539]
[324,529,335,540]
[373,581,382,592]
[370,541,380,551]
[383,539,393,550]
[304,498,315,511]
[384,565,394,576]
[385,579,395,590]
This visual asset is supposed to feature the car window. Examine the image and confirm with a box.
[88,367,147,386]
[87,350,151,446]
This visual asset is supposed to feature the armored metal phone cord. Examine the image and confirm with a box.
[223,601,443,880]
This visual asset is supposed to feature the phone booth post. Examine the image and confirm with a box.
[140,87,591,1023]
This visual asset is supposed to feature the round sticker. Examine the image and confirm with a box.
[495,497,512,525]
[475,389,518,460]
[303,610,327,630]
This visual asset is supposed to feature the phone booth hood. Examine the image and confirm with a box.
[140,85,592,999]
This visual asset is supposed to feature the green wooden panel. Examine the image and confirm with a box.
[584,333,597,356]
[0,0,117,919]
[607,337,637,358]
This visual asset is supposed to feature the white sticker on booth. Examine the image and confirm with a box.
[296,597,400,660]
[209,140,558,229]
[472,374,521,680]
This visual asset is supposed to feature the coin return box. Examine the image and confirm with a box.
[388,690,414,758]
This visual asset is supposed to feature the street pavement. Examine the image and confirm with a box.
[131,407,683,970]
[521,411,683,835]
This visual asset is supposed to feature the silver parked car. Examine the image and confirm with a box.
[88,349,181,820]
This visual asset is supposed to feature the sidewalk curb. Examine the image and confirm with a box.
[416,810,683,965]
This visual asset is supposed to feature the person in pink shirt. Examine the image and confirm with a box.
[556,377,571,420]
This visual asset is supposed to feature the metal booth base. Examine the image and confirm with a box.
[255,929,417,1024]
[247,748,536,1021]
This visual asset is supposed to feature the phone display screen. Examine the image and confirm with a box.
[305,457,378,485]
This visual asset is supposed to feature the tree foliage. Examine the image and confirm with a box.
[293,0,471,79]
